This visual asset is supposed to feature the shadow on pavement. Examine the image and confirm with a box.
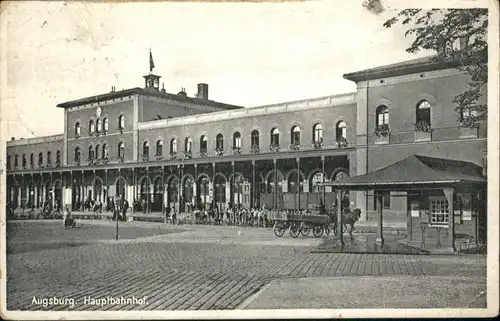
[313,234,429,255]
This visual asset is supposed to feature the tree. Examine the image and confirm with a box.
[383,9,488,128]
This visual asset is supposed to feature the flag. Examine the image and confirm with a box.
[149,50,155,72]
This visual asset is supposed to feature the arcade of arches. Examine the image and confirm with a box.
[6,155,353,213]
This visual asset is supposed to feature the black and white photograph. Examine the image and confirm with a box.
[0,0,498,319]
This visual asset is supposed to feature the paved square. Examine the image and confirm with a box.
[6,221,487,311]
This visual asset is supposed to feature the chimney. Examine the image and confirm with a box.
[10,137,15,141]
[161,83,166,93]
[197,83,208,100]
[178,87,187,97]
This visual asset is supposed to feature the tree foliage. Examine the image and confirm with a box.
[384,9,488,127]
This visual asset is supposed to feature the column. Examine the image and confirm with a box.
[17,186,22,207]
[64,186,72,209]
[146,167,150,214]
[443,188,456,252]
[194,164,198,209]
[337,190,344,245]
[231,161,235,205]
[252,160,256,209]
[296,158,300,211]
[321,156,326,206]
[177,165,181,213]
[273,159,277,209]
[376,193,384,244]
[225,184,231,208]
[126,184,134,221]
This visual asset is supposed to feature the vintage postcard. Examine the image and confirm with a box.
[0,0,498,319]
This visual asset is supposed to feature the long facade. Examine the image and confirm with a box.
[5,56,488,224]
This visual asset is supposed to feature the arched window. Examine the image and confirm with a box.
[95,119,101,133]
[74,147,81,163]
[89,119,95,134]
[103,117,108,133]
[233,132,241,149]
[56,150,61,165]
[291,125,301,145]
[200,135,208,152]
[47,151,52,166]
[270,128,280,146]
[336,121,347,139]
[38,152,43,166]
[95,144,100,159]
[88,146,94,160]
[170,138,177,153]
[185,137,192,152]
[313,123,323,143]
[102,144,108,158]
[156,140,163,156]
[75,122,81,137]
[14,155,19,168]
[251,130,259,148]
[7,155,11,170]
[216,134,224,150]
[416,100,431,131]
[376,105,390,126]
[118,115,125,130]
[30,153,34,167]
[22,154,27,168]
[118,142,125,158]
[311,172,324,193]
[143,141,150,157]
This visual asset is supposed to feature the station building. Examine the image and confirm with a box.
[5,55,487,228]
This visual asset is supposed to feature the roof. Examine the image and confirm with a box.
[56,87,243,110]
[343,55,462,82]
[324,155,486,190]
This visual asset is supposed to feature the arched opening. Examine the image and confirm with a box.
[156,140,163,157]
[197,176,211,209]
[416,100,432,131]
[336,121,347,140]
[89,119,95,135]
[22,154,27,169]
[214,175,226,210]
[200,135,208,154]
[56,150,61,166]
[183,176,194,211]
[216,133,224,153]
[170,138,177,155]
[376,105,390,127]
[251,130,260,151]
[118,142,125,160]
[75,122,81,137]
[14,155,19,169]
[270,128,280,147]
[231,174,244,206]
[185,137,193,153]
[310,172,324,193]
[139,177,151,213]
[54,180,63,210]
[152,177,164,212]
[103,117,108,133]
[74,147,81,165]
[167,176,179,211]
[291,125,301,146]
[47,151,52,167]
[288,171,304,193]
[96,119,101,133]
[38,152,44,167]
[102,144,108,159]
[30,153,34,168]
[233,132,241,149]
[95,144,101,160]
[266,171,283,194]
[115,177,126,199]
[142,141,150,159]
[94,178,103,202]
[313,123,323,144]
[88,146,94,161]
[118,115,125,130]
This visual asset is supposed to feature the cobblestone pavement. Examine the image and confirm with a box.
[6,221,486,311]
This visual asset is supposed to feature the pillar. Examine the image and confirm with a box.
[126,185,134,207]
[17,186,22,207]
[296,158,300,211]
[225,184,231,207]
[252,160,256,209]
[443,188,456,252]
[194,164,198,209]
[273,159,277,209]
[64,187,72,209]
[337,190,344,245]
[376,193,384,244]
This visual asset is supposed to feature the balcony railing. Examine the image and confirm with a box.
[269,144,280,153]
[232,146,241,155]
[312,138,323,149]
[215,147,224,156]
[336,137,348,148]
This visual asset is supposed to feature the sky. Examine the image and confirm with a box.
[0,0,485,142]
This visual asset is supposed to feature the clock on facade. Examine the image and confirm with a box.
[96,107,102,117]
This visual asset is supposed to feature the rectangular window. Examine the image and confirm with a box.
[429,197,449,226]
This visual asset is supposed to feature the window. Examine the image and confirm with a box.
[118,115,125,130]
[313,123,323,143]
[103,117,108,132]
[14,155,19,168]
[156,140,163,156]
[118,142,125,158]
[185,137,192,152]
[38,152,43,166]
[88,146,94,160]
[311,172,324,193]
[429,197,449,225]
[233,132,241,149]
[416,100,431,129]
[56,150,61,164]
[102,144,108,158]
[374,192,391,210]
[170,138,177,153]
[89,119,95,134]
[270,128,280,146]
[74,147,81,162]
[336,121,347,139]
[47,151,52,166]
[22,154,27,168]
[216,134,224,150]
[200,135,208,152]
[7,155,11,170]
[251,130,259,148]
[95,144,100,159]
[376,106,389,126]
[75,122,81,137]
[30,153,34,167]
[96,119,101,133]
[291,125,301,145]
[143,141,150,157]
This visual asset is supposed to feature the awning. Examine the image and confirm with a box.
[322,154,486,190]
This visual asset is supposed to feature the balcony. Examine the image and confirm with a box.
[155,153,164,161]
[290,142,301,151]
[215,147,224,156]
[336,137,348,148]
[374,124,390,145]
[184,150,192,159]
[141,155,150,162]
[251,145,260,154]
[312,138,323,149]
[414,121,432,142]
[232,146,241,156]
[269,144,280,153]
[169,152,177,160]
[374,135,390,145]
